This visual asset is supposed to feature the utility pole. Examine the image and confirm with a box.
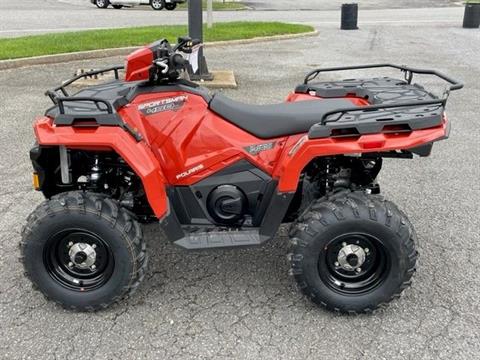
[187,0,213,81]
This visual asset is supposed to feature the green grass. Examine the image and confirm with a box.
[178,1,248,11]
[0,22,313,61]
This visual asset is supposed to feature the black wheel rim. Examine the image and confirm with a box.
[319,233,390,295]
[43,229,114,292]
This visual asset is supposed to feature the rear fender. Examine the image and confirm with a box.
[274,118,449,192]
[33,117,168,219]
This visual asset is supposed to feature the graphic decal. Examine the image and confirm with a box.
[176,164,205,180]
[138,96,188,116]
[244,142,276,155]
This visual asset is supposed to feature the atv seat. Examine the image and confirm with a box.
[209,94,355,139]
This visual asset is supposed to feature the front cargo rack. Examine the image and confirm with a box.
[44,66,142,141]
[296,64,463,139]
[45,65,124,104]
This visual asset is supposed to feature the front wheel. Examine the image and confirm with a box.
[289,191,417,314]
[95,0,110,8]
[20,192,147,311]
[150,0,165,10]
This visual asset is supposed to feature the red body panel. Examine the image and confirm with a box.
[286,92,371,107]
[34,116,168,218]
[125,48,154,82]
[123,92,286,185]
[273,120,448,192]
[34,90,448,219]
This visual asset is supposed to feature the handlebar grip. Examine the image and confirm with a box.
[172,54,188,67]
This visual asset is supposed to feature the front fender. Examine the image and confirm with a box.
[34,117,168,219]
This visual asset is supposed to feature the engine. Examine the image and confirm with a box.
[169,156,382,228]
[169,160,275,227]
[207,185,247,224]
[30,147,155,222]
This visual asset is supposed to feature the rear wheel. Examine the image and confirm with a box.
[150,0,165,10]
[95,0,110,8]
[112,5,124,9]
[165,2,177,10]
[289,191,417,313]
[20,192,147,311]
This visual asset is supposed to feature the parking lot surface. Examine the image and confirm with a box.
[243,0,460,10]
[60,0,460,10]
[0,14,479,360]
[0,1,464,37]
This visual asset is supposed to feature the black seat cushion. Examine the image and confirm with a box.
[209,94,356,139]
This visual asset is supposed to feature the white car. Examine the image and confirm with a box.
[91,0,185,11]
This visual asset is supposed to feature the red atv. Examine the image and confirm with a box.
[21,37,462,313]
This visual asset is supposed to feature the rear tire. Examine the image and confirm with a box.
[150,0,165,10]
[20,192,147,311]
[165,2,177,10]
[112,5,123,9]
[288,191,417,314]
[95,0,110,8]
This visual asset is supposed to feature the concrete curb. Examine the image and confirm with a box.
[0,30,318,71]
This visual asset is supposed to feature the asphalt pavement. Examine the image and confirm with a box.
[1,7,480,360]
[0,0,464,37]
[243,0,460,10]
[60,0,461,10]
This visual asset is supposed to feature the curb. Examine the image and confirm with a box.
[0,30,318,71]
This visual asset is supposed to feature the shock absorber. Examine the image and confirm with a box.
[89,155,102,189]
[332,168,352,189]
[59,146,72,184]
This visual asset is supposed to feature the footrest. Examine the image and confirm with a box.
[174,229,265,249]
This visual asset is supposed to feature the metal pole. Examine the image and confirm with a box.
[207,0,213,28]
[188,0,213,80]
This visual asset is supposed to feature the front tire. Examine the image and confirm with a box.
[95,0,110,8]
[20,192,147,311]
[150,0,165,10]
[289,191,417,314]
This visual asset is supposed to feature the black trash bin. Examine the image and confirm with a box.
[341,3,359,30]
[463,2,480,28]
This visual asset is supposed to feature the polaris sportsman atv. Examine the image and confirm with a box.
[21,36,463,313]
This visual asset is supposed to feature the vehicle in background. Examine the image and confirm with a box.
[91,0,185,10]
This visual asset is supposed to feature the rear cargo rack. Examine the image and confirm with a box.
[297,64,463,139]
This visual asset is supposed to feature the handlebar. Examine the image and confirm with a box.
[173,36,201,53]
[152,37,200,81]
